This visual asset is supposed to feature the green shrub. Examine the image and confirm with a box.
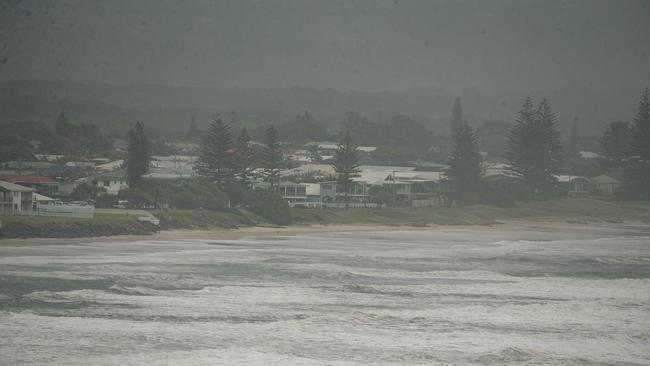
[480,177,532,206]
[95,193,118,208]
[243,188,292,225]
[118,188,154,208]
[147,180,229,210]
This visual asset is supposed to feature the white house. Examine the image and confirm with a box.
[252,181,308,207]
[92,171,129,195]
[0,180,36,215]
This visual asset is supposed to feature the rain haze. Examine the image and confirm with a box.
[1,0,649,91]
[1,1,650,365]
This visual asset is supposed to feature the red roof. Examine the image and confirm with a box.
[0,175,58,185]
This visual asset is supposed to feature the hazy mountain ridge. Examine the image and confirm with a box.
[0,80,641,136]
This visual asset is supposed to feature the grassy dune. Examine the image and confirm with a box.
[291,199,650,226]
[2,199,649,239]
[0,209,262,239]
[153,209,263,229]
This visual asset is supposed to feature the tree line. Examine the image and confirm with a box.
[447,88,650,204]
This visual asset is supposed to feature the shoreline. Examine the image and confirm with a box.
[1,219,648,247]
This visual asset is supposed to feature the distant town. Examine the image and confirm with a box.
[1,88,649,229]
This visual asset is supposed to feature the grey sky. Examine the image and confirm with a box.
[1,0,648,92]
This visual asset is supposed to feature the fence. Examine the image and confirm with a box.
[26,204,95,219]
[322,202,381,209]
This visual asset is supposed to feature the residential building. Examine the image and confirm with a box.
[556,175,590,197]
[591,175,621,196]
[0,175,59,197]
[92,170,128,195]
[383,171,444,206]
[320,180,372,204]
[304,183,322,208]
[252,181,308,206]
[0,181,36,215]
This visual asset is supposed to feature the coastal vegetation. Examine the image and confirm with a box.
[292,199,650,226]
[2,199,649,240]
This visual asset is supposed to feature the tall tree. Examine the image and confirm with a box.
[447,124,483,206]
[233,128,254,187]
[567,117,579,157]
[450,97,463,137]
[505,98,563,199]
[623,88,650,199]
[331,131,361,209]
[194,118,235,190]
[187,115,198,139]
[54,107,74,137]
[125,122,151,188]
[261,125,282,187]
[600,121,631,164]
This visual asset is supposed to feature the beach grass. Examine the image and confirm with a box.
[291,199,650,226]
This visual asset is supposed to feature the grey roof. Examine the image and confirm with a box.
[93,170,128,179]
[0,180,37,192]
[591,175,620,184]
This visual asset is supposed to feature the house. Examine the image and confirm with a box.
[556,175,590,197]
[383,171,444,206]
[309,142,377,155]
[319,180,372,206]
[92,170,128,195]
[96,160,124,172]
[0,180,36,215]
[0,175,60,197]
[33,193,56,205]
[145,155,197,179]
[591,175,621,196]
[304,183,322,208]
[252,181,308,207]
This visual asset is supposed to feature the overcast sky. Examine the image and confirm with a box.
[1,0,648,92]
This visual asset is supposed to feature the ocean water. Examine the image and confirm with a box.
[1,224,649,365]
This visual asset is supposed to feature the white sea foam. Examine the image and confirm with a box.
[1,226,649,365]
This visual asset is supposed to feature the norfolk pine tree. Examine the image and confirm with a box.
[505,98,562,199]
[450,97,463,137]
[447,124,483,206]
[623,88,650,199]
[233,128,254,187]
[194,118,235,191]
[600,122,631,164]
[332,131,361,210]
[125,121,151,188]
[262,125,282,188]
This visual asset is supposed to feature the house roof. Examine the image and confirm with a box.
[0,161,55,170]
[93,170,128,179]
[0,175,57,185]
[33,193,55,201]
[591,174,620,184]
[96,160,124,171]
[555,175,589,183]
[0,180,37,192]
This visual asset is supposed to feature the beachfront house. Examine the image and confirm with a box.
[252,181,308,207]
[0,175,60,197]
[556,175,590,197]
[0,180,36,215]
[91,170,129,195]
[591,175,621,196]
[319,180,372,207]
